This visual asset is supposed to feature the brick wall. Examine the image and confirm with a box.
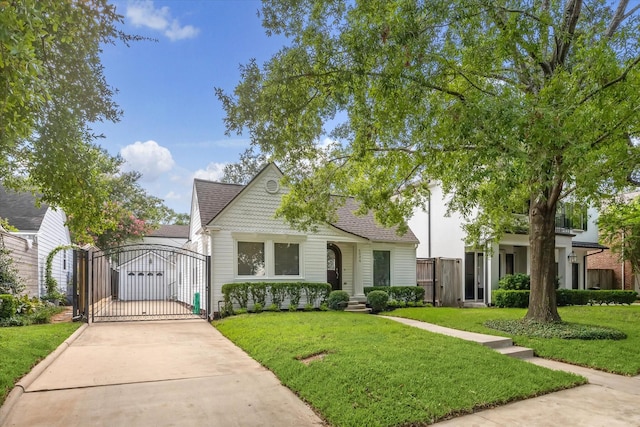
[587,249,635,290]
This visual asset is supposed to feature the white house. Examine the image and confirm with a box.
[188,163,418,314]
[0,185,72,297]
[408,183,606,306]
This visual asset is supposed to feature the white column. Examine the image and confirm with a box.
[353,244,365,301]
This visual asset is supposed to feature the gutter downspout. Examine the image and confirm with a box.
[583,249,605,290]
[427,194,432,258]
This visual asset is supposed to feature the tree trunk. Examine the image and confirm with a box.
[525,199,562,322]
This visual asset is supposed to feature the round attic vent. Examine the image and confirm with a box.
[265,179,280,194]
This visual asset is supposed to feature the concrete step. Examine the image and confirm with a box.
[481,337,513,349]
[497,345,534,359]
[344,307,372,313]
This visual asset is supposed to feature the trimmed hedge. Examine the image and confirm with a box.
[364,286,425,303]
[367,290,389,313]
[498,273,530,290]
[327,290,350,310]
[221,282,331,315]
[493,289,638,308]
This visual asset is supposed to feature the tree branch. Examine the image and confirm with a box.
[577,55,640,106]
[606,0,630,37]
[552,0,582,69]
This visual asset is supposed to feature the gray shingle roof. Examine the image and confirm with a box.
[193,178,418,243]
[0,186,49,231]
[147,224,190,238]
[194,179,244,226]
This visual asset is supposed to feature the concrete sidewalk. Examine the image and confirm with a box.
[384,315,640,426]
[0,320,324,427]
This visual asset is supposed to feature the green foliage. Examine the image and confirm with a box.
[219,0,640,323]
[303,303,314,312]
[221,282,332,315]
[367,290,389,313]
[364,286,424,303]
[493,290,532,308]
[485,319,627,341]
[0,295,18,319]
[43,244,82,303]
[0,246,25,295]
[267,303,279,312]
[327,290,350,310]
[0,0,150,244]
[598,196,640,278]
[494,289,638,308]
[498,274,531,290]
[221,147,268,185]
[0,218,17,232]
[252,302,263,313]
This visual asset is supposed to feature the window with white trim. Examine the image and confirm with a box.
[274,243,299,276]
[237,242,265,276]
[373,250,391,286]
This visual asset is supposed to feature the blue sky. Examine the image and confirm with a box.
[93,0,288,214]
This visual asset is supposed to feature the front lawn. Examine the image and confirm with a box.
[0,323,81,405]
[214,312,583,427]
[385,306,640,375]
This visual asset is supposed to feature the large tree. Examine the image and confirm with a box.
[218,0,640,322]
[1,0,142,241]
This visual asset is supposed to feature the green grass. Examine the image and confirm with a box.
[0,323,81,404]
[385,305,640,375]
[214,312,583,427]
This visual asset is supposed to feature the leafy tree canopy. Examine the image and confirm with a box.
[218,0,640,322]
[221,147,269,185]
[0,0,146,242]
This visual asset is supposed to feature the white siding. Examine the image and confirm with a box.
[37,208,72,296]
[392,244,417,286]
[142,236,188,248]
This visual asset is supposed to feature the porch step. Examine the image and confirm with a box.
[344,300,372,314]
[463,302,487,308]
[497,345,535,359]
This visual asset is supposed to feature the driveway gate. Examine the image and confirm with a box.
[74,244,210,322]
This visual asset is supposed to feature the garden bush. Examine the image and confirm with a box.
[364,286,425,303]
[494,289,638,308]
[0,294,18,319]
[327,290,350,310]
[367,290,389,313]
[221,282,332,315]
[498,273,530,290]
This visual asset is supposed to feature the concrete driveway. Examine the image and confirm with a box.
[1,320,324,427]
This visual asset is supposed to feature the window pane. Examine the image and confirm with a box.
[373,250,390,286]
[275,243,299,276]
[238,242,265,276]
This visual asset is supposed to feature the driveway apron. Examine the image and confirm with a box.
[2,320,324,427]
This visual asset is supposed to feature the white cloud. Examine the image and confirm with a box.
[126,1,200,41]
[120,140,175,182]
[193,162,226,182]
[164,191,182,200]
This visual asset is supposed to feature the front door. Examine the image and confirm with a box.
[464,252,485,301]
[327,244,342,291]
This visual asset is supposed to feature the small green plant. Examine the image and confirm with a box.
[0,247,25,295]
[319,303,329,311]
[267,303,279,312]
[303,303,314,311]
[367,290,389,313]
[253,302,263,313]
[327,290,349,310]
[234,308,248,315]
[288,304,298,312]
[0,294,18,319]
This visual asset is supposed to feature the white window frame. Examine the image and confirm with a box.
[233,233,305,279]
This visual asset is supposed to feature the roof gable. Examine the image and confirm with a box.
[0,185,49,231]
[192,164,418,243]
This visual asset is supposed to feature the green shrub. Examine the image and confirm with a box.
[221,282,332,313]
[266,303,279,312]
[327,290,350,310]
[252,302,263,313]
[288,304,298,312]
[493,290,530,308]
[286,283,302,308]
[498,273,531,290]
[0,294,18,319]
[319,303,329,311]
[249,283,267,307]
[367,290,389,313]
[364,286,424,303]
[303,303,314,311]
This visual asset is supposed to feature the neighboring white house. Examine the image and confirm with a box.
[0,185,72,297]
[408,183,605,306]
[188,163,418,314]
[143,224,189,248]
